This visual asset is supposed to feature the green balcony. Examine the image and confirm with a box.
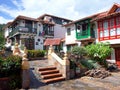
[76,30,90,40]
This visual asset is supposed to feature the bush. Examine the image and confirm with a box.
[80,60,101,69]
[71,46,87,60]
[28,50,45,58]
[86,42,112,68]
[0,55,22,89]
[0,55,22,77]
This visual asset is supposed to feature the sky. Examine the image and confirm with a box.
[0,0,120,24]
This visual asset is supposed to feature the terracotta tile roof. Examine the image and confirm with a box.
[44,38,61,46]
[16,15,38,21]
[3,22,12,30]
[64,13,100,27]
[92,3,120,21]
[92,11,120,21]
[107,3,120,14]
[10,15,38,26]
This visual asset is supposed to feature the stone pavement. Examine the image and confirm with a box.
[28,60,120,90]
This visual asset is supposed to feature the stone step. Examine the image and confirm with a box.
[41,73,62,79]
[39,66,56,71]
[43,77,65,83]
[39,69,59,75]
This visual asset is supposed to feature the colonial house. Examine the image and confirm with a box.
[3,14,72,50]
[37,14,72,51]
[64,14,99,51]
[4,15,38,50]
[93,3,120,67]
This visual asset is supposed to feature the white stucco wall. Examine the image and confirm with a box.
[65,24,76,45]
[98,39,120,44]
[19,20,25,27]
[37,22,43,36]
[34,36,44,50]
[62,42,67,53]
[93,22,98,43]
[4,28,9,38]
[54,24,66,38]
[34,22,44,50]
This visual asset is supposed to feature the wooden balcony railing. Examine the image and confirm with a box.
[9,26,37,37]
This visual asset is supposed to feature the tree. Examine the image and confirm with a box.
[0,24,5,50]
[86,42,112,67]
[71,46,87,60]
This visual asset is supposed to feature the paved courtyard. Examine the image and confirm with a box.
[28,60,120,90]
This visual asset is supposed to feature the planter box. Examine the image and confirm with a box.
[0,77,10,90]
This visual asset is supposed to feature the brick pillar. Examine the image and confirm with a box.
[13,43,21,56]
[63,53,70,80]
[22,47,30,89]
[48,45,54,55]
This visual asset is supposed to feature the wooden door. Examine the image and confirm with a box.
[25,38,34,50]
[115,48,120,68]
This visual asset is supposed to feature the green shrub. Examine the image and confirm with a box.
[0,55,22,77]
[28,50,45,58]
[0,55,22,89]
[85,42,112,68]
[80,60,101,69]
[71,46,87,60]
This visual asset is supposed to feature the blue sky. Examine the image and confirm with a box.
[0,0,120,24]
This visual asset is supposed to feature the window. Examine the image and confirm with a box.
[116,16,120,26]
[67,28,71,35]
[100,31,103,37]
[110,19,114,28]
[77,25,82,33]
[103,21,108,29]
[82,23,88,31]
[103,21,109,37]
[104,30,109,37]
[110,28,116,36]
[117,28,120,35]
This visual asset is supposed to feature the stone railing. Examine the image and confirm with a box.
[48,45,70,79]
[12,43,30,89]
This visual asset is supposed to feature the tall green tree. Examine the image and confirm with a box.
[0,24,5,49]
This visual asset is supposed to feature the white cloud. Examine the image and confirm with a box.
[0,0,120,23]
[0,16,12,24]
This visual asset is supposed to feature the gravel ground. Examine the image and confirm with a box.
[27,60,120,90]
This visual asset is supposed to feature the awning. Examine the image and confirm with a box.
[44,38,61,46]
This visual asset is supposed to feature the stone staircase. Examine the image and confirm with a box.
[38,66,65,83]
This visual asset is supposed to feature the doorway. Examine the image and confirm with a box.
[115,47,120,68]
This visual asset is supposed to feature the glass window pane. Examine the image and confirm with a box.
[103,21,108,29]
[110,19,114,28]
[116,16,120,26]
[100,31,103,37]
[67,28,71,35]
[110,28,116,36]
[104,30,109,37]
[117,28,120,35]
